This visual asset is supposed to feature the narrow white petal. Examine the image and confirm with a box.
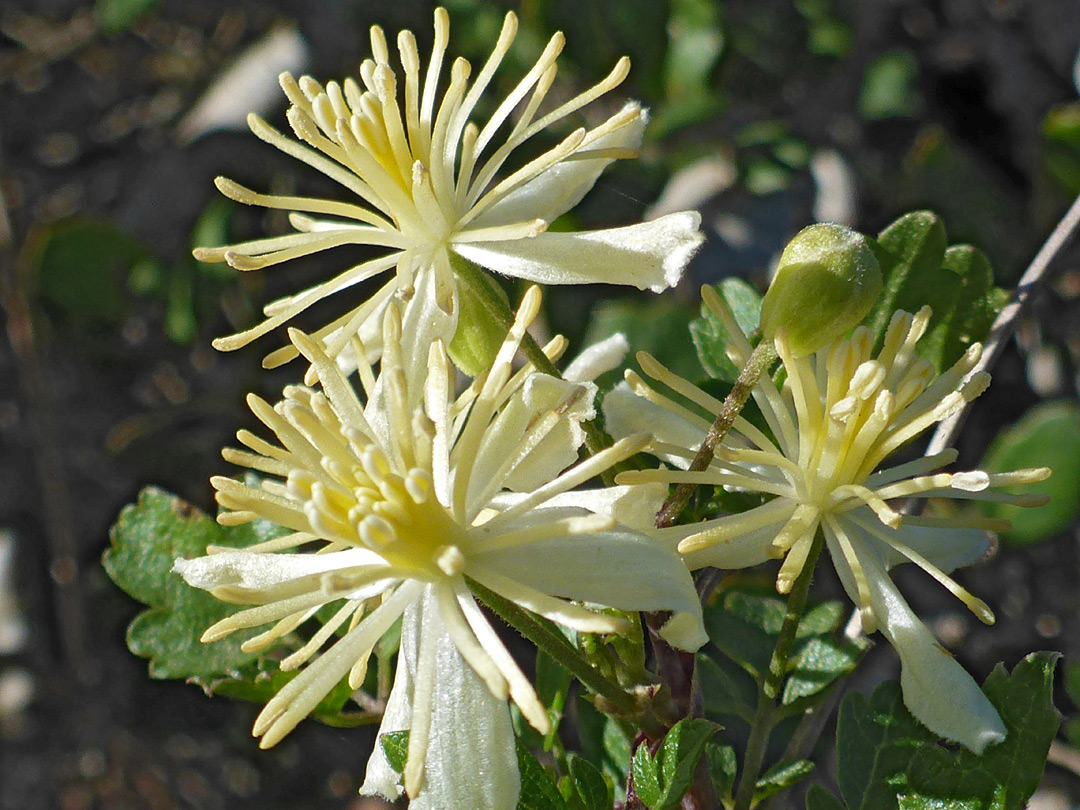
[489,483,667,532]
[603,382,703,466]
[470,374,595,505]
[173,548,389,596]
[361,593,422,801]
[453,213,703,293]
[836,536,1005,753]
[563,333,630,383]
[861,518,992,574]
[470,102,646,228]
[363,586,520,810]
[475,529,705,650]
[675,522,785,571]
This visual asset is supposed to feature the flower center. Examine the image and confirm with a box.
[292,443,469,580]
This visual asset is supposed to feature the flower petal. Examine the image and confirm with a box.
[362,586,520,809]
[361,596,419,802]
[878,523,992,573]
[173,548,391,600]
[470,374,595,504]
[675,523,787,571]
[454,212,703,293]
[493,483,666,532]
[830,534,1005,753]
[563,333,629,383]
[471,102,646,229]
[474,528,705,650]
[603,382,703,466]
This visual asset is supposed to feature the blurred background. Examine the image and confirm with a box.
[2,0,1080,807]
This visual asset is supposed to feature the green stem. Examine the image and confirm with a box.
[732,531,824,810]
[655,340,778,528]
[468,578,639,716]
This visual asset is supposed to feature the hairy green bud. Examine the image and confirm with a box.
[760,223,882,357]
[448,254,514,376]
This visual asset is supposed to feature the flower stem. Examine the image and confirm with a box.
[732,531,824,810]
[655,339,778,529]
[467,577,640,717]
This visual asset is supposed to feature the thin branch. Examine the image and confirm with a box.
[925,193,1080,457]
[655,340,778,528]
[0,175,88,678]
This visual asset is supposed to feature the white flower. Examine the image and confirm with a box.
[175,285,705,809]
[605,288,1050,754]
[196,7,703,367]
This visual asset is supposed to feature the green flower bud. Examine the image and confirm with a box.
[448,254,515,376]
[759,223,882,358]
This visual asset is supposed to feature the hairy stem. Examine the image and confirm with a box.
[655,339,778,528]
[733,532,824,810]
[925,192,1080,457]
[468,578,641,717]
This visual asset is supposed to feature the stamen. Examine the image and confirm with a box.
[436,545,467,576]
[455,582,550,733]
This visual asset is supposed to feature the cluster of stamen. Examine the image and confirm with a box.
[618,293,1050,632]
[196,8,638,334]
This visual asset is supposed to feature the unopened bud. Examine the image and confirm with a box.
[760,223,882,358]
[447,254,514,376]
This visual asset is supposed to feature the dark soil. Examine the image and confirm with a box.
[2,1,1079,808]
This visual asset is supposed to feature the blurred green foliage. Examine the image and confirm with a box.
[980,401,1080,545]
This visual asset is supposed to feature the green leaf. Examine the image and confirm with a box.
[755,759,814,802]
[653,0,725,134]
[806,785,848,810]
[863,212,1008,371]
[192,197,236,282]
[103,486,287,680]
[979,401,1080,544]
[96,0,160,33]
[782,632,869,706]
[537,649,574,709]
[632,718,721,809]
[835,653,1060,810]
[567,754,613,810]
[923,245,1008,371]
[703,582,865,705]
[380,730,410,775]
[690,278,763,383]
[27,218,146,325]
[535,650,573,750]
[577,696,633,791]
[859,50,920,120]
[705,743,738,802]
[1041,102,1080,197]
[632,740,664,808]
[704,585,781,680]
[517,741,570,810]
[164,261,197,345]
[864,212,947,350]
[897,797,982,810]
[697,653,758,721]
[584,296,702,390]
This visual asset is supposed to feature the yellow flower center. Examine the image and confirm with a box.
[291,441,469,581]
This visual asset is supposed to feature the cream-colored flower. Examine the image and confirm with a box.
[196,7,702,367]
[174,285,705,809]
[606,287,1050,754]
